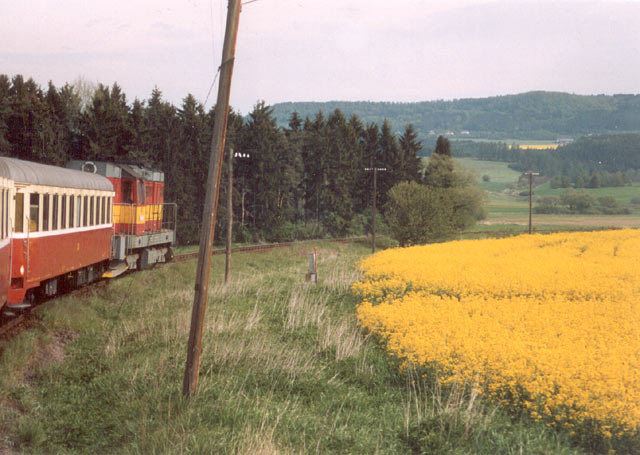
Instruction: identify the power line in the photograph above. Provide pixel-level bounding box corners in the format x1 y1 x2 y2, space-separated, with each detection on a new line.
209 0 217 73
204 67 221 108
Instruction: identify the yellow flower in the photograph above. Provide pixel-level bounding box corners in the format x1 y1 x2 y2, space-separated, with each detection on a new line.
355 230 640 438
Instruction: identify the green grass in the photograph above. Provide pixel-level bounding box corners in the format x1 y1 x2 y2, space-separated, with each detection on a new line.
535 181 640 205
0 241 592 454
451 157 640 220
454 158 521 192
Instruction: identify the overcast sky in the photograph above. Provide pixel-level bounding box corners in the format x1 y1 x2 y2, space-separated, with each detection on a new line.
2 0 640 114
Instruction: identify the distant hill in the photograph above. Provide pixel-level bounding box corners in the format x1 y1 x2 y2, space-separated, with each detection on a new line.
270 92 640 141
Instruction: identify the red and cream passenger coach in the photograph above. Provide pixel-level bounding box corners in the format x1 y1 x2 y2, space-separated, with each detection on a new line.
4 158 114 306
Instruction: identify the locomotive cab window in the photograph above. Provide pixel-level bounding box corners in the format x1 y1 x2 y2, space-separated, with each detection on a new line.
29 193 39 232
123 181 133 204
15 193 24 233
137 181 145 204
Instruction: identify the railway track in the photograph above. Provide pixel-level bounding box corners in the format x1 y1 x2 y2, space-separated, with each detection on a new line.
0 280 109 339
0 237 368 339
172 236 370 263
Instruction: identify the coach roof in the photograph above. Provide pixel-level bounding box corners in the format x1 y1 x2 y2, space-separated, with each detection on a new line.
0 157 114 192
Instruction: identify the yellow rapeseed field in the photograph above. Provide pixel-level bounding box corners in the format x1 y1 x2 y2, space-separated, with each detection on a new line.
510 143 559 150
354 230 640 439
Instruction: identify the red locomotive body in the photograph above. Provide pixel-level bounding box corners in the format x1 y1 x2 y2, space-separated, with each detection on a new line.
2 158 114 306
66 161 175 274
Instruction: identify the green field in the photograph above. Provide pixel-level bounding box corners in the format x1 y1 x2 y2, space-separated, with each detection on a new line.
534 181 640 205
452 158 640 224
1 240 585 454
454 157 522 192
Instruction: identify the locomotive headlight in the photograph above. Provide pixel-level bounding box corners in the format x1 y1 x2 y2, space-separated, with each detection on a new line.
20 265 24 275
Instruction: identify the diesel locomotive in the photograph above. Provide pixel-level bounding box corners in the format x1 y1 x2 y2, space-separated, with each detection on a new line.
0 157 176 318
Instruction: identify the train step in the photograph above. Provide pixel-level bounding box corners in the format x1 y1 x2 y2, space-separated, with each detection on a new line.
2 311 16 318
6 302 32 311
103 260 128 279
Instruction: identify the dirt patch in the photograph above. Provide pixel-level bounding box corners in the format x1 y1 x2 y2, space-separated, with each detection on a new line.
0 444 20 455
23 329 77 384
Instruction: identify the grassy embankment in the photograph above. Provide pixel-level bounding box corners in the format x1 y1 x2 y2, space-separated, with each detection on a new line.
0 239 582 454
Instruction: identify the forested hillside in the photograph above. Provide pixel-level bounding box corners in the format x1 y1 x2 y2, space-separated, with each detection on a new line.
272 92 640 140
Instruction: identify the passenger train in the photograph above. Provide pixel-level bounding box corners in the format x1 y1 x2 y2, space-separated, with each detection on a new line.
0 157 176 319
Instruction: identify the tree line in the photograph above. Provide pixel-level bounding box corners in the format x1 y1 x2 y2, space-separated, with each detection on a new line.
454 134 640 188
1 74 443 245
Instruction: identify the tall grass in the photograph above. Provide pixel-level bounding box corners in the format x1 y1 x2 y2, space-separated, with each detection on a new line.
0 240 584 454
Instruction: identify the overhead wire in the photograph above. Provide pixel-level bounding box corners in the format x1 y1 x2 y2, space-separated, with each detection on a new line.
205 0 256 108
204 0 223 109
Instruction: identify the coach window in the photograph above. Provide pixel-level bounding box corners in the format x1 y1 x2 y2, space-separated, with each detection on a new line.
29 193 39 232
89 196 94 226
1 190 4 239
69 195 74 228
100 196 105 224
1 189 4 239
15 193 24 233
52 195 59 230
61 195 67 229
108 197 112 223
76 196 81 228
83 196 88 227
4 190 11 237
43 194 50 231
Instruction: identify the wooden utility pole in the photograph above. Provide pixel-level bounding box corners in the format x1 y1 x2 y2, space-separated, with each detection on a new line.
372 167 377 254
525 171 539 234
225 148 233 284
365 167 387 253
183 0 241 398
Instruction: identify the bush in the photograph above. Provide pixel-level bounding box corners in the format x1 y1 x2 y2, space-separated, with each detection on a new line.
264 221 326 242
384 182 453 246
322 213 350 238
384 182 484 246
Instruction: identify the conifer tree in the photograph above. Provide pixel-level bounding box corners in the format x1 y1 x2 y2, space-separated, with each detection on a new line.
398 123 423 182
